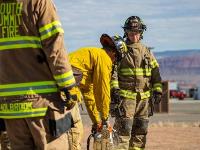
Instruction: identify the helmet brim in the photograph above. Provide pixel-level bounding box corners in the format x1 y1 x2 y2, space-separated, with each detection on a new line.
100 34 115 50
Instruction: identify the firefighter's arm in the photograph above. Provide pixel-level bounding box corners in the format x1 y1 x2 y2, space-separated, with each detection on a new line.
110 63 119 90
93 54 112 122
150 59 162 93
83 84 101 124
150 52 163 104
36 0 76 91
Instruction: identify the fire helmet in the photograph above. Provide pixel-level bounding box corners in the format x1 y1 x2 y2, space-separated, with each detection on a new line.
122 16 147 39
100 34 127 61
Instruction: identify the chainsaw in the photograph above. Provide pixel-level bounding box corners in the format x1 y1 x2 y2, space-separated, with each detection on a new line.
87 125 120 150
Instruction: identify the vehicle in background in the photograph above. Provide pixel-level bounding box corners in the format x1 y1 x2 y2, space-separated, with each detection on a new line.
170 90 186 100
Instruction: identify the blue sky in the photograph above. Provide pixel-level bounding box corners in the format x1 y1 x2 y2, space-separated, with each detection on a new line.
54 0 200 52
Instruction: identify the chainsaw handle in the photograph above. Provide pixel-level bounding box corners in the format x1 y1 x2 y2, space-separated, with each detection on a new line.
87 133 94 150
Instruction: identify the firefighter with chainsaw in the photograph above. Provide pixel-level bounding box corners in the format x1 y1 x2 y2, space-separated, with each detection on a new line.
110 16 163 150
69 34 127 150
0 0 82 149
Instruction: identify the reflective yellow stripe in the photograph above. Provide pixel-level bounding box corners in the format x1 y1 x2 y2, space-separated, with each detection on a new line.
54 70 76 88
140 91 151 99
153 83 163 92
0 108 47 119
120 90 137 99
120 68 151 76
54 70 73 80
120 90 151 100
110 80 119 89
0 36 41 51
129 147 144 150
0 81 56 88
39 21 64 40
0 81 58 97
0 89 57 97
57 78 76 88
121 42 128 52
0 102 47 119
150 59 159 68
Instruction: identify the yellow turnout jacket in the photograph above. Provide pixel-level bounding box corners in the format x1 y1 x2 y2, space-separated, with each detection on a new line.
69 47 112 123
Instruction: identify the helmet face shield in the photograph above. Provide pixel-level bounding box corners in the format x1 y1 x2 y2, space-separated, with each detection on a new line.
100 34 127 61
111 35 127 59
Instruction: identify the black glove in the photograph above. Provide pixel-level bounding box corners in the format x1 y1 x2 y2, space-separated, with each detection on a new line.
91 124 97 133
91 123 101 134
61 87 71 99
91 118 109 133
110 89 125 117
111 88 121 104
102 119 109 127
61 87 77 109
153 91 162 104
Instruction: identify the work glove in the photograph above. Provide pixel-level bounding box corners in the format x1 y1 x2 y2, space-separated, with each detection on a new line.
110 88 125 117
102 119 109 127
153 91 162 104
61 86 82 109
91 122 102 134
91 118 111 133
111 88 121 104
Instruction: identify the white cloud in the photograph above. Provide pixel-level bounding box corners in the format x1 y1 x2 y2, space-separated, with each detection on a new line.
54 0 200 52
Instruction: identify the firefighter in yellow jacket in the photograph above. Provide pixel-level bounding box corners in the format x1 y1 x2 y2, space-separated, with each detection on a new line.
69 34 127 134
0 0 81 149
111 16 163 150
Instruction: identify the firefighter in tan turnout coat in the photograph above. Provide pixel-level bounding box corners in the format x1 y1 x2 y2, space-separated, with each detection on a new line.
111 16 163 150
0 0 82 149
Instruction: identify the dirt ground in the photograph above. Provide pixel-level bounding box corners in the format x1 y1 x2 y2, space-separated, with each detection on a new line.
81 99 200 150
146 123 200 150
81 122 200 150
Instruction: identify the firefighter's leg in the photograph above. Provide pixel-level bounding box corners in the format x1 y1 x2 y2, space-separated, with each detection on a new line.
129 99 149 149
67 103 83 150
5 118 40 150
5 112 70 149
0 131 11 150
129 147 144 150
113 118 133 150
0 119 11 150
113 99 136 150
